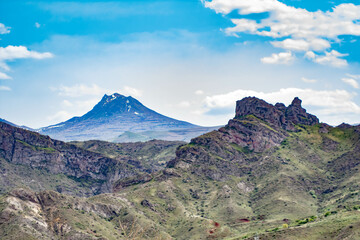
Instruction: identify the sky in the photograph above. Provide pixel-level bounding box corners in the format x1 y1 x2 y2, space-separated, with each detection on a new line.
1 0 360 128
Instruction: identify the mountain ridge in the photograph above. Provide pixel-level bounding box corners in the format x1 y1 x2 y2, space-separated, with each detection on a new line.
39 93 217 142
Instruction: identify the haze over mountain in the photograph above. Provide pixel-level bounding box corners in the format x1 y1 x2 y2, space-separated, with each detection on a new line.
0 118 33 131
0 118 17 127
39 93 217 142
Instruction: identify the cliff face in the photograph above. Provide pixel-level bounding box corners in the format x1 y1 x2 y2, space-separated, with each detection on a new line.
235 97 319 131
0 122 135 195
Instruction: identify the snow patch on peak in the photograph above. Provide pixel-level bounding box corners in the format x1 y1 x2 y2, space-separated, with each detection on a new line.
45 124 65 130
103 94 118 105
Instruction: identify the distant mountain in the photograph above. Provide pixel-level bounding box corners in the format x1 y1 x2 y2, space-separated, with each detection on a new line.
39 93 208 142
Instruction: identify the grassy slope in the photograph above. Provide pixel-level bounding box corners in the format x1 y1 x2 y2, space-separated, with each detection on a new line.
109 123 360 239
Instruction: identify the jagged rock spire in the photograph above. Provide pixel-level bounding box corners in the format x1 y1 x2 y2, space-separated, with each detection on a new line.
235 97 319 131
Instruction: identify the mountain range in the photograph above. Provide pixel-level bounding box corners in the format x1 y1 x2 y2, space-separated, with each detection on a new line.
38 93 218 142
1 96 360 239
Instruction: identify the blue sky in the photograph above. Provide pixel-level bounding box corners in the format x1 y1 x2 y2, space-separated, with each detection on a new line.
1 0 360 128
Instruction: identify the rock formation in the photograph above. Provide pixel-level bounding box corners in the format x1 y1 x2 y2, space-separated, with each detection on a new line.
235 97 319 131
169 97 321 179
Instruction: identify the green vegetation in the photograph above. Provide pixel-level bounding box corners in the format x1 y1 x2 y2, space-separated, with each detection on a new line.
16 139 56 153
72 139 183 172
2 116 360 239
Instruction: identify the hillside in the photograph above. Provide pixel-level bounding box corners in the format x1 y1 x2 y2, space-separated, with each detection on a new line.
1 97 360 239
0 122 181 197
71 139 185 173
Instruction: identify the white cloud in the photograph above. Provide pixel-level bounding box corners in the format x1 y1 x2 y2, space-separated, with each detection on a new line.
346 73 360 79
301 77 317 83
47 110 72 122
204 1 360 39
178 101 191 108
305 51 316 60
203 0 284 15
62 100 73 107
195 90 204 95
304 50 348 67
0 23 10 34
52 83 143 99
74 99 100 109
261 52 294 65
121 86 142 97
0 30 53 81
0 86 11 91
313 50 348 68
271 39 330 52
204 0 360 66
0 46 54 74
48 98 101 122
53 84 105 97
0 62 10 71
225 19 260 36
0 72 12 80
0 45 54 61
204 88 360 117
342 78 359 89
35 22 41 28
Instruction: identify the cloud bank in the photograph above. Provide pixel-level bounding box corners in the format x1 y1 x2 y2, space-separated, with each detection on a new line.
204 0 360 67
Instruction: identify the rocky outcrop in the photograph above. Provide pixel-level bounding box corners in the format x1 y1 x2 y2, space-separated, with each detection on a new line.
169 97 320 179
285 97 319 128
235 97 319 131
235 97 286 129
1 188 125 240
113 173 153 191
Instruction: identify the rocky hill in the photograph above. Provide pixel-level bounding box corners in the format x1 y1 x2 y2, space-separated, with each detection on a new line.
39 93 215 142
117 97 360 239
1 97 360 239
0 122 182 197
